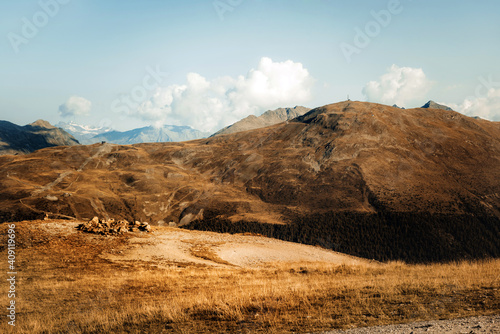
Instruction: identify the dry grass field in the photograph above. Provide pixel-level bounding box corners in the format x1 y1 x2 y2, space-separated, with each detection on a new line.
0 220 499 333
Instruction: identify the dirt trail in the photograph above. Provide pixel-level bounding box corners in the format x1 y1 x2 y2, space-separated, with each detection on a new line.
31 171 74 196
31 143 113 196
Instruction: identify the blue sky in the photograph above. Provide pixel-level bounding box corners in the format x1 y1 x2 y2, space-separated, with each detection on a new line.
1 0 499 132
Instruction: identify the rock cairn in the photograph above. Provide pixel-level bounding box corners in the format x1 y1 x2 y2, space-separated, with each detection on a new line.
78 217 151 235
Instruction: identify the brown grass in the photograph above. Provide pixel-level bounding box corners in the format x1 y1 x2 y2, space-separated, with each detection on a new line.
0 223 499 333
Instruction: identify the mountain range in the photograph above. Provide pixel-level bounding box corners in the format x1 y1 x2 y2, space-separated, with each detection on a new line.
0 119 79 155
0 102 457 155
421 100 454 111
1 100 498 263
60 106 312 144
56 121 114 144
1 106 309 154
90 125 210 145
58 122 210 145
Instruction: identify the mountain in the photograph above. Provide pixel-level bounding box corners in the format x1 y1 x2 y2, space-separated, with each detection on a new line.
211 106 311 136
56 121 113 145
58 122 209 145
90 125 210 144
1 101 499 263
0 119 79 155
421 100 453 111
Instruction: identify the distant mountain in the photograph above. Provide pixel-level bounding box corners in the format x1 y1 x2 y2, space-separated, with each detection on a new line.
0 119 79 155
58 122 209 144
421 100 453 111
211 106 311 136
91 125 210 145
57 121 113 145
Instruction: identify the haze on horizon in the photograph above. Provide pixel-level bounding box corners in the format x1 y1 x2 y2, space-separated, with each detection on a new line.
1 0 499 132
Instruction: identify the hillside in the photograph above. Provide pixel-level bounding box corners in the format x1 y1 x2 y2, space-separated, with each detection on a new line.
211 106 311 136
0 101 499 262
0 119 79 155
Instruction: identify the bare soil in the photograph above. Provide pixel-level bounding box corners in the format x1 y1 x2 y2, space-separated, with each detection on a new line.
316 314 500 333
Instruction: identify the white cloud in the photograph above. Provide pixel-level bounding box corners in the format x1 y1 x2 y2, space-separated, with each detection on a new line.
59 96 92 118
362 65 432 107
450 88 500 121
130 57 314 132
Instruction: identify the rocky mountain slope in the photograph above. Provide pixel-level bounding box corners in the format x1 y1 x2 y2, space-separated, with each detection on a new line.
1 101 499 262
0 119 79 155
211 106 311 136
421 100 453 111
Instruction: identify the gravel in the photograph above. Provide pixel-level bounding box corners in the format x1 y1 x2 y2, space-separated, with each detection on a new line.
312 315 500 334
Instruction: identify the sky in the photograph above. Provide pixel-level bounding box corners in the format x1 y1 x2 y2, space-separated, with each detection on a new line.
1 0 499 132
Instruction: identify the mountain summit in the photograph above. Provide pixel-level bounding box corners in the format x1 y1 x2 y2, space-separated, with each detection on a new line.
0 119 79 155
211 106 311 136
58 122 209 144
56 121 113 144
421 100 453 111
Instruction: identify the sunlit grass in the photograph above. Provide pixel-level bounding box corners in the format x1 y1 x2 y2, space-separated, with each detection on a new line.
0 222 499 333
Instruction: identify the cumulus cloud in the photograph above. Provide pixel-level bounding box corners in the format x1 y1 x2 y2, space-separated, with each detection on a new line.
450 88 500 121
59 96 92 118
130 57 314 132
362 65 432 107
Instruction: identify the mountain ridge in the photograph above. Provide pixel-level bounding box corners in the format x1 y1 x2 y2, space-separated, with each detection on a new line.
211 106 311 136
1 101 499 262
91 125 210 144
58 122 210 145
0 119 79 155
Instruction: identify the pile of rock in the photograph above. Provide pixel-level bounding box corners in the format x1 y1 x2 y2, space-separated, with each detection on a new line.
78 217 151 235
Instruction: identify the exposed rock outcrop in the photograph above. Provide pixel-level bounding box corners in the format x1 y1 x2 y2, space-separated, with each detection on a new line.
78 217 151 235
211 106 311 136
421 100 453 111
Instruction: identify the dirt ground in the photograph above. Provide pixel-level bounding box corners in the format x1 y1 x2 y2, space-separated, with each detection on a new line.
28 219 369 268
